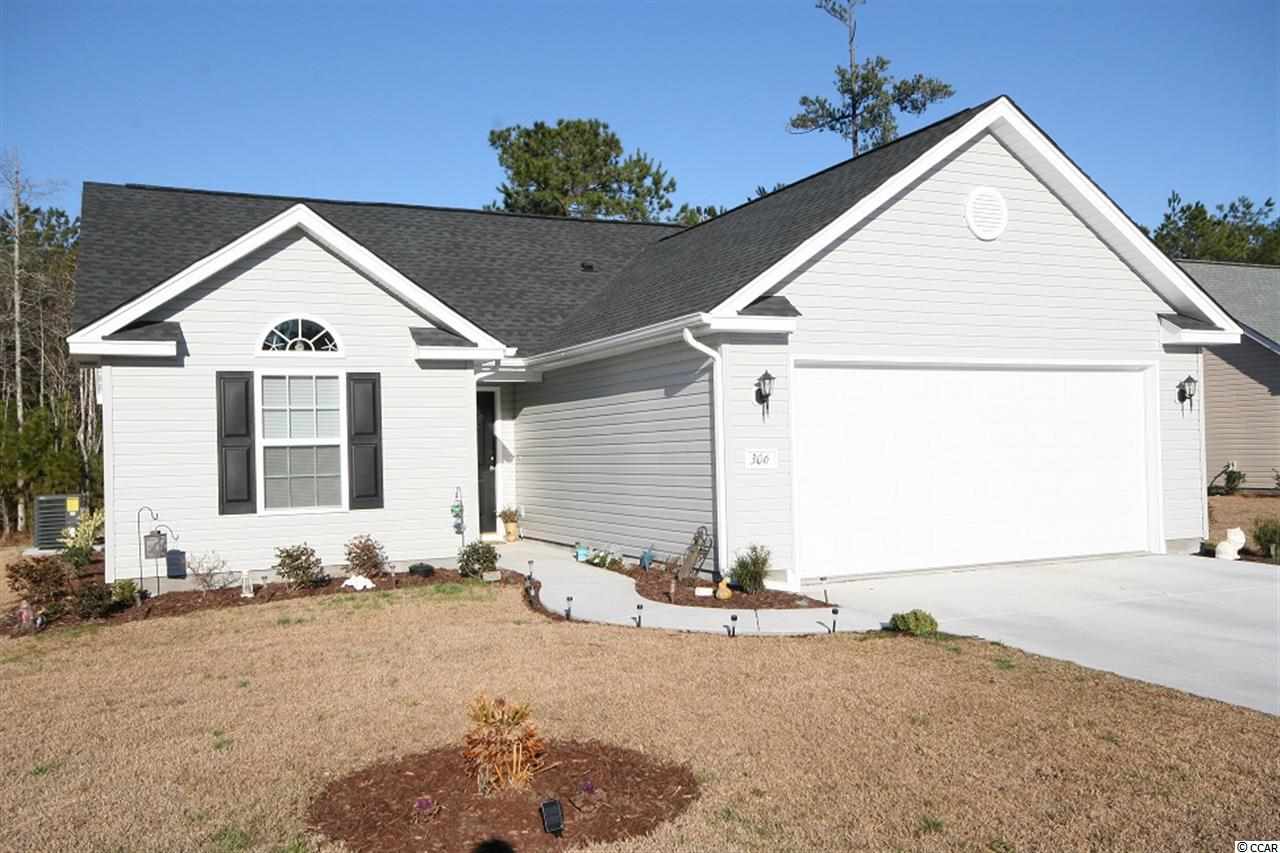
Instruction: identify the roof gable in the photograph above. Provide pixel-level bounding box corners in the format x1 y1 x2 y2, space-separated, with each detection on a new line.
72 184 677 354
548 102 990 349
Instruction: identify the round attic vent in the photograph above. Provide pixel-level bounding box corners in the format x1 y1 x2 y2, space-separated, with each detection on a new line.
964 186 1008 240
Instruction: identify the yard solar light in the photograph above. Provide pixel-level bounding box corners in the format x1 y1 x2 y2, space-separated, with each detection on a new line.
729 613 738 638
565 595 573 621
539 799 565 835
635 603 643 628
832 607 839 633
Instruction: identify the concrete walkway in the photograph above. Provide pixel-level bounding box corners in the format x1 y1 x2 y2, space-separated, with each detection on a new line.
498 540 853 636
498 541 1280 715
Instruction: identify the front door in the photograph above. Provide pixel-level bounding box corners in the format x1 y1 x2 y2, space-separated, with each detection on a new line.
476 391 497 535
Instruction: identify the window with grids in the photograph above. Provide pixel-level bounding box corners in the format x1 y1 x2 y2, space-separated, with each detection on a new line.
261 375 342 508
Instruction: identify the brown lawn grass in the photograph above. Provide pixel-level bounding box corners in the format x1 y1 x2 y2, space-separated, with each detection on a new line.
1 585 1276 853
1209 493 1280 551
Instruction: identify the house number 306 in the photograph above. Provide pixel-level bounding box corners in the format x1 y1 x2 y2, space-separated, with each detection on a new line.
745 449 777 470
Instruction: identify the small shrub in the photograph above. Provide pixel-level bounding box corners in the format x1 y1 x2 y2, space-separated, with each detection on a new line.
7 556 72 607
60 508 104 569
457 541 499 578
1208 463 1247 496
408 562 435 577
731 545 771 593
61 545 94 571
273 543 327 590
463 694 545 794
110 579 138 605
889 609 939 636
344 534 388 578
498 506 520 523
605 556 625 572
1252 516 1280 558
188 551 229 597
76 582 116 619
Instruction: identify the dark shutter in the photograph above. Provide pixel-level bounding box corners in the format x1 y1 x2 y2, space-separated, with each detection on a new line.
216 371 255 514
347 372 383 509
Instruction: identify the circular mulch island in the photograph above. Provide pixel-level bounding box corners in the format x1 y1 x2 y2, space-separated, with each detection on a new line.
309 740 699 852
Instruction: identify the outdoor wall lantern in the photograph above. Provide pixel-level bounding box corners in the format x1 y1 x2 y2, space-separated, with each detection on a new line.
1177 375 1198 410
755 370 776 417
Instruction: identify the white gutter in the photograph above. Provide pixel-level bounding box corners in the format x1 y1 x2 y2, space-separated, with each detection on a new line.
681 328 730 575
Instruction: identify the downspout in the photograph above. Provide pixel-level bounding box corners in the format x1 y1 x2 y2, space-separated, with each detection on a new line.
681 328 729 574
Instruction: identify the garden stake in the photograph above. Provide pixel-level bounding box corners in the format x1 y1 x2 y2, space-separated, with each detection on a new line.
565 595 573 621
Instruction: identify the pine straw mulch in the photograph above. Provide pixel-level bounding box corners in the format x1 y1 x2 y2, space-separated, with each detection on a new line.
309 739 699 852
605 562 829 609
1208 493 1280 552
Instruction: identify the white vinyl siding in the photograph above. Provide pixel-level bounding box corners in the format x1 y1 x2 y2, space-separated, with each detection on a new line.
1160 346 1209 539
513 340 715 563
778 131 1205 544
719 334 793 582
1204 337 1280 488
101 229 478 579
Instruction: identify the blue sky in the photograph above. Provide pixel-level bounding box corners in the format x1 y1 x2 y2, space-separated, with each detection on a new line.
2 0 1276 228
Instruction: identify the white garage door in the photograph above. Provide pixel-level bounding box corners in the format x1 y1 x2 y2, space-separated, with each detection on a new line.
793 364 1152 579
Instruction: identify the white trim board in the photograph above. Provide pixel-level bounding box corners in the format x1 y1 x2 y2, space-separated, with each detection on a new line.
711 97 1242 341
68 204 505 356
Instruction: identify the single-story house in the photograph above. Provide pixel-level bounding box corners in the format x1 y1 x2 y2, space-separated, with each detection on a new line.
1178 260 1279 490
68 96 1242 589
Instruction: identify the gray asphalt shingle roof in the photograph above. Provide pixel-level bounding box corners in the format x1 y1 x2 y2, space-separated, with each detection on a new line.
74 185 678 354
1177 260 1280 348
75 99 993 355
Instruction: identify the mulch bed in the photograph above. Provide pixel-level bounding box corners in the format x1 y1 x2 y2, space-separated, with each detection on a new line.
1194 544 1278 566
604 562 829 609
308 739 699 852
3 564 524 637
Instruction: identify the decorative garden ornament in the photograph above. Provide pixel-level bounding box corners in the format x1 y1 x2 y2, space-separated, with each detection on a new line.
1215 528 1246 560
15 600 34 633
715 579 733 600
342 575 376 591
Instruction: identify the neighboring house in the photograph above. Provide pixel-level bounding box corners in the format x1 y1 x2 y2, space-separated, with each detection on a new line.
1178 260 1280 491
68 96 1241 589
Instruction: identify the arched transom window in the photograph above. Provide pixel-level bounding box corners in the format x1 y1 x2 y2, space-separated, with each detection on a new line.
262 318 339 352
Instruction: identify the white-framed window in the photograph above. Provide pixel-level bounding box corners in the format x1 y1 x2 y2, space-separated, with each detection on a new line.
262 318 339 352
260 374 343 509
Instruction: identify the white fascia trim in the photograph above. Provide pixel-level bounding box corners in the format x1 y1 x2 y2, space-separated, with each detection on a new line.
415 346 507 361
523 312 795 372
713 100 1010 315
68 339 176 357
700 314 798 333
67 203 505 352
712 97 1243 340
1158 316 1241 347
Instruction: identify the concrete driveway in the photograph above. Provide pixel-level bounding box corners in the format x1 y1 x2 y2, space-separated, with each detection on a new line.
823 554 1280 715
